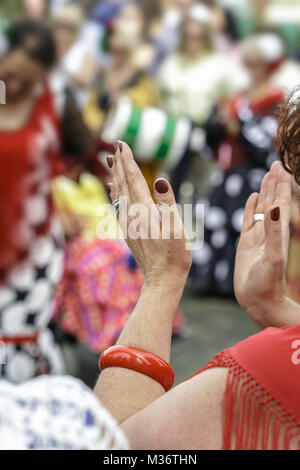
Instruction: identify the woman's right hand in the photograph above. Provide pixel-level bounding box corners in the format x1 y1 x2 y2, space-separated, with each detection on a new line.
234 161 300 329
106 142 192 289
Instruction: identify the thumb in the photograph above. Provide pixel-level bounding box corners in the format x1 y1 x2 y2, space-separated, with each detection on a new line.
264 206 285 267
153 179 184 239
153 179 177 207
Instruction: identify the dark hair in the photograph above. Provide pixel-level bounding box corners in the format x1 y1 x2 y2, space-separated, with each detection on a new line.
278 88 300 185
8 18 56 69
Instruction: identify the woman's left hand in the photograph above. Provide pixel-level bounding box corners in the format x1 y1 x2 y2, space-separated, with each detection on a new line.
234 161 294 329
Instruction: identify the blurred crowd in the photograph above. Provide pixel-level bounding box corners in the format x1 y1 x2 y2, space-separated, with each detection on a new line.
1 0 300 386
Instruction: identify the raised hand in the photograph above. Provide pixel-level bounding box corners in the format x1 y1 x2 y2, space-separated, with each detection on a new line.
234 161 296 329
106 141 192 288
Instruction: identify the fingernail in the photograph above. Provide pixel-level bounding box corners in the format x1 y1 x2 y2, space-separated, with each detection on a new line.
271 207 280 222
155 179 169 194
114 141 118 153
107 156 114 169
119 141 123 153
106 185 112 196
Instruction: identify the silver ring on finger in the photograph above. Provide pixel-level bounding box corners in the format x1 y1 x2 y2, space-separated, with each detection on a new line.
113 199 121 214
253 213 264 223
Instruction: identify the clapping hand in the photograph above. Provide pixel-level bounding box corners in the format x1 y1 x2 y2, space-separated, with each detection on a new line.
234 161 293 329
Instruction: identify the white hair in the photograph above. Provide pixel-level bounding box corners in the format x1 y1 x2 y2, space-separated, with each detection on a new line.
188 4 213 25
243 33 285 63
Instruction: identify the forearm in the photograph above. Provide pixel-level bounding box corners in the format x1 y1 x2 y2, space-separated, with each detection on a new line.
247 296 300 330
94 276 186 424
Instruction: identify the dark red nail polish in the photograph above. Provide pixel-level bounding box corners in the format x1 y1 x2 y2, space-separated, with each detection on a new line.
271 207 280 222
114 141 118 153
155 180 169 194
107 156 114 169
118 142 123 153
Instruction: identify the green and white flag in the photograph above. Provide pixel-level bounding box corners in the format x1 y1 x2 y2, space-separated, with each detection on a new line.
102 98 191 171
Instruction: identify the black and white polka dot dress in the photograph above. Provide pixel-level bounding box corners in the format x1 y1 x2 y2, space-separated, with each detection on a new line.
0 219 65 383
191 167 267 296
191 90 282 296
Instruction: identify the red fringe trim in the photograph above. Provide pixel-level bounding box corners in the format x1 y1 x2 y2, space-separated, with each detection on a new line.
206 350 300 450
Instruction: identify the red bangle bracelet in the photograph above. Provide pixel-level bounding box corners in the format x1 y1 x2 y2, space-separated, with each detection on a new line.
99 346 175 392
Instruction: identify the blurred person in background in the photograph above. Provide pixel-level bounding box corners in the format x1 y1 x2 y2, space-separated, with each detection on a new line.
84 29 160 136
84 4 161 188
156 4 243 198
228 0 300 55
22 0 49 19
154 0 239 63
191 32 286 296
264 28 300 94
157 4 242 128
0 18 105 384
154 0 202 63
200 0 239 51
115 0 162 71
100 29 159 109
51 3 99 109
138 0 239 70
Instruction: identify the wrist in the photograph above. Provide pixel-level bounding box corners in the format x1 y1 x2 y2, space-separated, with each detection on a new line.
144 271 187 294
246 295 288 330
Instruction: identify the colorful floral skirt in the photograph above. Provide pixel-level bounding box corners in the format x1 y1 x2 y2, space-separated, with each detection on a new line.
53 238 184 353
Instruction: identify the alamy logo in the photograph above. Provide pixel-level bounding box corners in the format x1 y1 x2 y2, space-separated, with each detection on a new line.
96 199 205 251
291 340 300 365
0 80 6 104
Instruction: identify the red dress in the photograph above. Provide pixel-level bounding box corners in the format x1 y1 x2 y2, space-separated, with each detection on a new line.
0 83 62 280
191 324 300 450
0 83 65 383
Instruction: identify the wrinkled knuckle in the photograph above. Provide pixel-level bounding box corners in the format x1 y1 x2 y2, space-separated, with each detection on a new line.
161 195 175 207
271 224 282 237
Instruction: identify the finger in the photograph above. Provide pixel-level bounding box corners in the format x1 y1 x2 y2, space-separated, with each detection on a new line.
241 192 259 234
153 179 176 207
274 163 292 210
270 160 280 178
106 183 115 202
106 155 118 198
256 172 270 214
264 206 286 269
153 179 184 238
274 164 292 259
118 141 152 202
114 141 127 198
264 175 277 214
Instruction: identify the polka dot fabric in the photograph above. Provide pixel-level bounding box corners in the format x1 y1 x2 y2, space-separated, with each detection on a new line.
191 167 266 296
191 89 282 296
